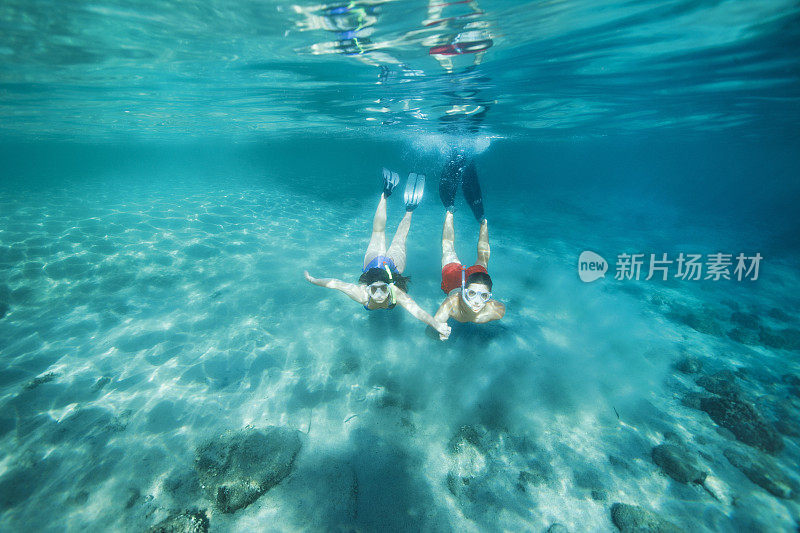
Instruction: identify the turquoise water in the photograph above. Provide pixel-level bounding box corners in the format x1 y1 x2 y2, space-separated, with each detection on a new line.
1 1 799 532
2 0 799 140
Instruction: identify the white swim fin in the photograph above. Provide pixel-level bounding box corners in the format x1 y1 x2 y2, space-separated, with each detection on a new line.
404 172 425 211
382 167 400 197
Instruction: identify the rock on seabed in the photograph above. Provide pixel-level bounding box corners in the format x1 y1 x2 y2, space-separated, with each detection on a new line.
148 509 209 533
610 503 684 533
696 371 739 398
699 395 783 454
675 356 702 374
651 444 707 484
724 448 797 499
194 426 302 513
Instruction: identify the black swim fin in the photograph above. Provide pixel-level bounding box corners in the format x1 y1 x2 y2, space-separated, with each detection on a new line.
461 160 484 221
439 154 464 210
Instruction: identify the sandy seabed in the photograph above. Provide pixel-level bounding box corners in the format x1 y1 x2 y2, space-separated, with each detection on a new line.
0 177 798 532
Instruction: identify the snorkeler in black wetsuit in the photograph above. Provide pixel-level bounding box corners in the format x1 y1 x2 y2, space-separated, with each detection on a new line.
438 150 485 222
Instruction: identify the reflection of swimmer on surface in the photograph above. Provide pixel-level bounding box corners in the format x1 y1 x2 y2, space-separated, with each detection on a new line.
432 151 504 335
422 0 493 73
419 0 495 131
294 1 404 67
304 169 452 339
438 85 492 134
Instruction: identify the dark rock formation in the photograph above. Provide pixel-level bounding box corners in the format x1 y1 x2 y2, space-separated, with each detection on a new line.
517 461 554 489
674 356 702 374
610 503 684 532
0 301 8 320
651 444 707 484
699 395 783 454
680 392 703 410
649 293 669 307
774 418 800 437
666 305 724 337
696 371 739 398
759 327 800 351
779 329 800 350
148 509 209 533
124 488 140 509
608 455 631 472
724 448 797 499
727 327 759 345
446 425 491 503
23 372 57 391
548 524 569 533
574 469 607 501
772 400 800 436
446 425 548 525
448 424 487 453
782 374 800 397
730 311 761 329
767 307 790 321
194 426 302 513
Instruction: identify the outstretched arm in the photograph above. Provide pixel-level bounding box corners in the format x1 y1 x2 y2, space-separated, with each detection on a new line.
433 298 455 340
394 290 451 340
433 297 453 324
304 271 366 305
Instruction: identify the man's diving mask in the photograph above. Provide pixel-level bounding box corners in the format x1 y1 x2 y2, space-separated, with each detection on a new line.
461 267 491 307
464 287 492 303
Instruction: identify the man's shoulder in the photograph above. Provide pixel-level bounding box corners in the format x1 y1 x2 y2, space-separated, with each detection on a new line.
479 300 505 321
489 299 505 312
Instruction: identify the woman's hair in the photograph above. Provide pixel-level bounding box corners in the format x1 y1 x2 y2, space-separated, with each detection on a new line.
358 267 410 293
466 271 492 291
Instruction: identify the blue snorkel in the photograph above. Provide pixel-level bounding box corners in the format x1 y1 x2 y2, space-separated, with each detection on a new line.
460 266 468 305
460 267 489 309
